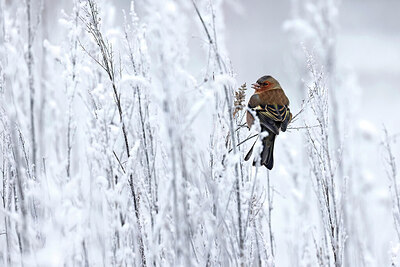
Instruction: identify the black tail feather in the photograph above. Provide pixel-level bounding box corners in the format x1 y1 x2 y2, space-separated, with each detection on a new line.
261 133 276 170
249 131 276 169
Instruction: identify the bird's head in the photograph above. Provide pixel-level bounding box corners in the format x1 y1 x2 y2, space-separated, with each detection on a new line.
251 75 281 92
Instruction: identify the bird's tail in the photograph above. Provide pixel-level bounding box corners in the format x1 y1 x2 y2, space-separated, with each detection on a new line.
261 132 276 170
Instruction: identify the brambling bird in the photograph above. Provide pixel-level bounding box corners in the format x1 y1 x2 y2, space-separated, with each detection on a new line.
245 75 292 170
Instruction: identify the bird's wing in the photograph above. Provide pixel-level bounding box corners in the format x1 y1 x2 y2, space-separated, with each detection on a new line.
252 105 280 134
252 104 291 134
248 95 292 133
280 106 292 132
263 104 291 122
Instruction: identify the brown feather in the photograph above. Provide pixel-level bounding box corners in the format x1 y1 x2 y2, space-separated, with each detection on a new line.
257 89 289 106
246 111 255 128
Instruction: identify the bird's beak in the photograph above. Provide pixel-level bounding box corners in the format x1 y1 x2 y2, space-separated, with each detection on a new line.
251 83 260 90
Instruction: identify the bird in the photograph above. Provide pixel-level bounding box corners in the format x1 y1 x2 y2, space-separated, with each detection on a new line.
245 75 292 170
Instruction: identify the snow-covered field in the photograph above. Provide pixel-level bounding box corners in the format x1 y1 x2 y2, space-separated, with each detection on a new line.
0 0 399 266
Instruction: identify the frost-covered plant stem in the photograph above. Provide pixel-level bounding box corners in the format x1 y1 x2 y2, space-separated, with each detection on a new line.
82 1 146 265
383 128 400 241
0 0 3 91
192 1 244 261
124 16 156 225
227 84 244 261
9 125 30 262
305 55 345 267
66 2 80 178
0 126 12 266
26 0 37 177
266 171 275 259
191 0 225 72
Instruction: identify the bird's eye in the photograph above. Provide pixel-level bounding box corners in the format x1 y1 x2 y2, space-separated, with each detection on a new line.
264 82 269 86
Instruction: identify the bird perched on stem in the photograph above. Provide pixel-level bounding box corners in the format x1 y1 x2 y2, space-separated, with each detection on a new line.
245 75 292 170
